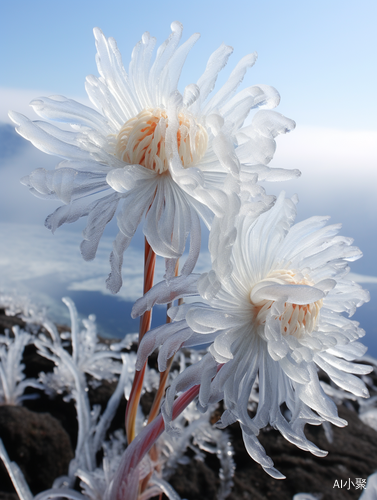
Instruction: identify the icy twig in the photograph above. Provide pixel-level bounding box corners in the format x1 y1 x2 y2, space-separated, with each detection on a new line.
0 326 43 405
0 438 33 500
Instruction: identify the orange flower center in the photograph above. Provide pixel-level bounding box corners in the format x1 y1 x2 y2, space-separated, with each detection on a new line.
115 108 208 174
251 269 323 339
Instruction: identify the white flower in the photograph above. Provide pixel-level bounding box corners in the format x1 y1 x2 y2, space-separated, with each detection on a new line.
10 22 298 292
137 192 371 478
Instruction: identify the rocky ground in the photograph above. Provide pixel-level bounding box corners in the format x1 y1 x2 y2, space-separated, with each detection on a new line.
0 307 376 500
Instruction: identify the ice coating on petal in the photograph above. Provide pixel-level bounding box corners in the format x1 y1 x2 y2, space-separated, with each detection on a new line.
191 43 234 113
107 165 156 193
131 274 200 318
30 96 114 135
241 425 285 479
250 283 324 305
203 52 258 114
10 112 91 161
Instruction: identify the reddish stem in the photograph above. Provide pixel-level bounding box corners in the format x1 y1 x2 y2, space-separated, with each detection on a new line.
108 384 201 500
125 238 156 443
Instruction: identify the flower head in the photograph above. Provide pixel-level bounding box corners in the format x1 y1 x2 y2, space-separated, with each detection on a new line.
136 192 371 478
11 22 298 292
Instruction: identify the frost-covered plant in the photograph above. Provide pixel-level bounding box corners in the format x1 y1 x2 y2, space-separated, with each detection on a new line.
0 438 33 500
160 401 235 500
0 291 60 343
33 297 137 484
0 325 42 405
0 304 236 500
37 298 122 394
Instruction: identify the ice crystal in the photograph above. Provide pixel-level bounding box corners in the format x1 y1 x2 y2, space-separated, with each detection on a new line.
0 325 42 405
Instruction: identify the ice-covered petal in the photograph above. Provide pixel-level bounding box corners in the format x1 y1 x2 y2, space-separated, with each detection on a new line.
132 274 200 318
30 95 114 134
251 283 324 305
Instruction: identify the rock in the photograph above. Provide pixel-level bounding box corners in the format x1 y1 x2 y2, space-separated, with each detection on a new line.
0 406 74 495
0 308 27 330
0 493 19 500
169 459 220 500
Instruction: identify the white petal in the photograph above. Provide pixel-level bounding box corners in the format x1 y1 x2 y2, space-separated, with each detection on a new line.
131 274 200 318
186 306 240 334
148 21 183 104
30 95 113 134
106 165 156 193
9 112 91 161
93 27 139 120
251 283 324 305
158 31 200 103
279 356 310 384
191 43 233 113
295 364 347 426
314 353 370 398
80 194 120 260
203 52 258 114
135 320 187 370
241 425 285 479
183 83 200 108
158 328 194 371
128 31 157 109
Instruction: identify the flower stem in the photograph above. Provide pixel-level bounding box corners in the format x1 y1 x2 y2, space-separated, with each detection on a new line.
139 238 156 343
147 357 174 424
107 384 201 500
146 259 179 425
125 238 156 444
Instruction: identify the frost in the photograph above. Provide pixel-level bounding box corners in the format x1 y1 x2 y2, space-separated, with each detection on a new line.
33 297 128 482
0 291 60 342
36 297 122 402
0 294 235 500
0 438 33 500
0 325 42 405
160 401 235 499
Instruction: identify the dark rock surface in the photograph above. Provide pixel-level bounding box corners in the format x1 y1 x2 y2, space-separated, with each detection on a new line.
0 405 74 495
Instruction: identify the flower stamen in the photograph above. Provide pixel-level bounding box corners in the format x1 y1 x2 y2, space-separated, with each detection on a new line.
116 108 208 174
251 269 323 339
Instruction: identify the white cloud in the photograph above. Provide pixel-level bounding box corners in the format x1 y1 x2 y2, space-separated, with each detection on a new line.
0 222 126 286
275 125 377 175
348 273 377 284
268 125 377 197
263 125 377 279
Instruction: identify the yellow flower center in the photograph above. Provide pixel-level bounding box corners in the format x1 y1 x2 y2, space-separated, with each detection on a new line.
251 269 323 339
115 108 208 174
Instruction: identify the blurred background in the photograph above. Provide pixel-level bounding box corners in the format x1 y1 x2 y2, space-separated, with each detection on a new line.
1 0 376 354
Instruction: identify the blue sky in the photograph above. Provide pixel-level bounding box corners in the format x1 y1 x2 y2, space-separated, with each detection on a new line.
1 0 377 353
1 0 377 129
